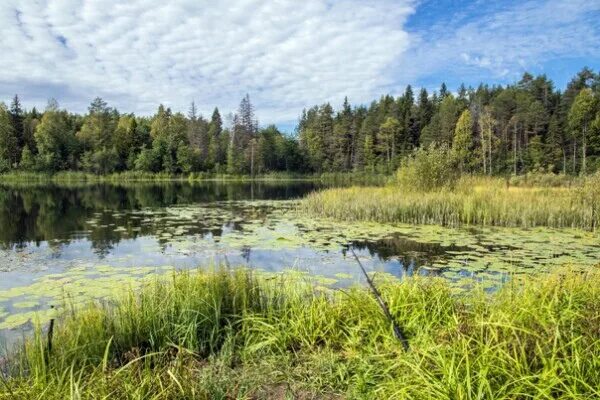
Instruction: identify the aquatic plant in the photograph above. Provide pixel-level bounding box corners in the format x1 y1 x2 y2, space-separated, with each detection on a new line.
1 267 599 399
302 174 600 230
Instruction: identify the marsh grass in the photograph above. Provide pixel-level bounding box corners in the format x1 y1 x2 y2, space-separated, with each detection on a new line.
1 268 599 399
0 171 389 186
301 174 600 230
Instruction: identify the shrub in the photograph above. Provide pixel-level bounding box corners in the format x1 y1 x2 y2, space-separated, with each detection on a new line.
396 144 459 191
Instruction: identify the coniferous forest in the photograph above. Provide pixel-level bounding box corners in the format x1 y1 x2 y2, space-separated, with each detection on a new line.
1 67 600 176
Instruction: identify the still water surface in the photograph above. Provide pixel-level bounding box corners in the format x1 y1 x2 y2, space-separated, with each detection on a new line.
1 181 598 343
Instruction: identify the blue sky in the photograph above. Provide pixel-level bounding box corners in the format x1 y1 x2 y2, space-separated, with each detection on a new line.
403 0 600 92
1 0 599 132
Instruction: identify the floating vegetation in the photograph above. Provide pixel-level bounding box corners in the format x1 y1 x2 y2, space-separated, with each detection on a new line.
0 265 174 330
1 198 600 333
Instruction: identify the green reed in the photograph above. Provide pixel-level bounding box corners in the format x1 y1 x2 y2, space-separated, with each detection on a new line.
1 267 599 399
301 174 600 230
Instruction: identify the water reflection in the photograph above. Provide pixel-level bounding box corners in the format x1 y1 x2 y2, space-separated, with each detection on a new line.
0 181 324 251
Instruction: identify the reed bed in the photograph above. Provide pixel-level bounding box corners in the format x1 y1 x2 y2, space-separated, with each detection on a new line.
1 268 599 399
301 175 600 230
0 171 389 185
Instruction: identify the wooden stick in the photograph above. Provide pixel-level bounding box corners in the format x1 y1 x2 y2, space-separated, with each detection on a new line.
47 306 55 357
350 248 409 351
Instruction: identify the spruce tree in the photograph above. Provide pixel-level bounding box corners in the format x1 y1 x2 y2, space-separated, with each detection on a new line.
0 103 17 170
10 95 24 158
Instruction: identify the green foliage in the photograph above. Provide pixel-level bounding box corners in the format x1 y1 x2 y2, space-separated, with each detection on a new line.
18 146 36 170
569 88 597 174
176 143 200 173
81 148 119 174
378 116 400 169
420 95 462 147
396 144 459 190
451 109 474 172
134 146 160 172
33 100 75 172
77 97 115 151
226 140 239 174
2 268 599 398
0 103 18 169
0 157 10 173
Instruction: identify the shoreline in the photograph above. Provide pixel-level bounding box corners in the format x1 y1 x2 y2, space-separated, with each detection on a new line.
1 267 598 398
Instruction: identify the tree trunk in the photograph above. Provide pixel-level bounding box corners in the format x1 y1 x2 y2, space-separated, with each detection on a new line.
582 125 587 175
573 140 577 175
513 125 517 175
250 140 255 177
488 126 492 175
481 128 486 175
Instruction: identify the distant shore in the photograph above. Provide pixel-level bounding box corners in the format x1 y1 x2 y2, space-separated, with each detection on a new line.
0 171 390 185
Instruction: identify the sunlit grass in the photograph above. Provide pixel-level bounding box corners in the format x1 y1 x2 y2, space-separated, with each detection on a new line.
301 174 600 230
0 170 389 185
1 267 599 399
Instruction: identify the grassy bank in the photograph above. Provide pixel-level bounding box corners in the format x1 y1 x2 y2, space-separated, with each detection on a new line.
0 171 389 185
301 175 600 230
1 268 599 399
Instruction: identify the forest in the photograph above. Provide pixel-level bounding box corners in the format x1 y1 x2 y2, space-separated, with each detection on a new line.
1 67 600 176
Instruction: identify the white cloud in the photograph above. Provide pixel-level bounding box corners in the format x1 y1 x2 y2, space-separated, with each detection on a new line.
0 0 415 123
397 0 600 87
2 0 598 125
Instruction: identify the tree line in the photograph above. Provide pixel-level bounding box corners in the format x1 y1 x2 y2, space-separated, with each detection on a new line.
0 94 304 175
299 67 600 175
1 67 600 176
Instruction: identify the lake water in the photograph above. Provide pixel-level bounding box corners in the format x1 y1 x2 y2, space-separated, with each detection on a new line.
1 181 599 345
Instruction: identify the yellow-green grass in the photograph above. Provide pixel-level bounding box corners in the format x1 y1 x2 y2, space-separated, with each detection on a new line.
0 171 389 185
301 176 600 229
1 267 599 399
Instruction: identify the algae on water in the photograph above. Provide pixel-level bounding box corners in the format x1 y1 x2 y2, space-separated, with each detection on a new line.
1 199 599 331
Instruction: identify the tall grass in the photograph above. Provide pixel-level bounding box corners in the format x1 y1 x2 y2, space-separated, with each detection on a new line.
301 174 600 230
1 268 599 399
0 171 389 187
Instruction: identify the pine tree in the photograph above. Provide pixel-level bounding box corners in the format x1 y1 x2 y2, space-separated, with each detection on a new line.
319 103 335 171
439 83 449 99
208 107 223 168
416 88 432 143
10 95 24 158
0 103 17 170
231 95 259 173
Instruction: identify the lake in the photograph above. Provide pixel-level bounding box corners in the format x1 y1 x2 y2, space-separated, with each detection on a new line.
1 181 599 345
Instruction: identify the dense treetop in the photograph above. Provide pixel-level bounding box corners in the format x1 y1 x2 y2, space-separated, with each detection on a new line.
1 67 600 175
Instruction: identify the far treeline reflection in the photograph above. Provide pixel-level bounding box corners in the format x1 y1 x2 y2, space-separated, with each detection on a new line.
0 181 324 250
